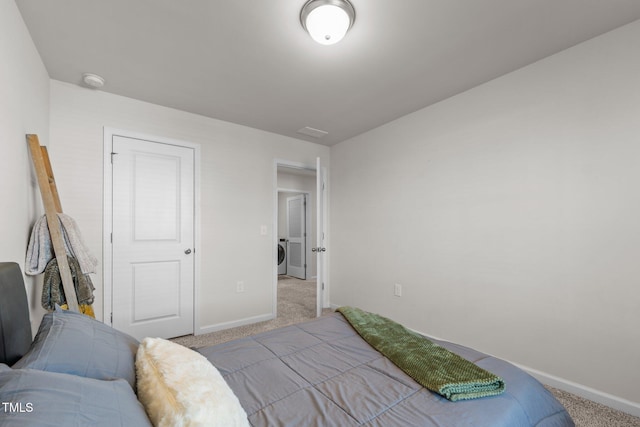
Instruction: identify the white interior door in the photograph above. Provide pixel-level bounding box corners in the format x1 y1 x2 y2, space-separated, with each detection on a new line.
286 194 306 279
111 135 194 340
315 157 326 317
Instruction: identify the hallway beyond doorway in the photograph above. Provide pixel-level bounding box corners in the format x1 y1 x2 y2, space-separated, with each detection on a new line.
277 275 316 321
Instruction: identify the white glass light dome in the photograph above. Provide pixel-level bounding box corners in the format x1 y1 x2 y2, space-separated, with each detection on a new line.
301 0 355 46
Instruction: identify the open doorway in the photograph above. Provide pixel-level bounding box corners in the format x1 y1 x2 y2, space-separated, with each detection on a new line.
276 166 317 319
278 192 311 280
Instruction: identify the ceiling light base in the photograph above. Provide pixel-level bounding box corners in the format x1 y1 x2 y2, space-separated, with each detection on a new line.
300 0 355 45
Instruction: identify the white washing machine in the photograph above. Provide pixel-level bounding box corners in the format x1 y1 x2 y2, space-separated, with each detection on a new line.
277 239 287 275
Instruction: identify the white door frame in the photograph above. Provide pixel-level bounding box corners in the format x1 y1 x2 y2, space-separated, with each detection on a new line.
103 127 201 330
315 157 328 318
273 158 328 318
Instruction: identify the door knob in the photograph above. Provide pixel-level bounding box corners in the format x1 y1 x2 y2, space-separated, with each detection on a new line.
184 248 192 254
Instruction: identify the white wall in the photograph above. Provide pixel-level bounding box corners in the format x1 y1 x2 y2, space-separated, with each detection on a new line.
330 20 640 412
0 0 50 333
48 80 329 332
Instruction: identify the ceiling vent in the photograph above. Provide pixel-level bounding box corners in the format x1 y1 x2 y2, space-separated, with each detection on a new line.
297 126 329 138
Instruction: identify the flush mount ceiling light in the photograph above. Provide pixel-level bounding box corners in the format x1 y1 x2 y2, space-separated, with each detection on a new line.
300 0 355 46
82 73 105 89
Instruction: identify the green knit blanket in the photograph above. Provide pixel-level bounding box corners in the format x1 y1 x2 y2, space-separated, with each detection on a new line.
337 306 505 401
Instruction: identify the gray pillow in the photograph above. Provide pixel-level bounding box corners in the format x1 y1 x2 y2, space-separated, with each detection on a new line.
12 306 139 389
0 364 152 426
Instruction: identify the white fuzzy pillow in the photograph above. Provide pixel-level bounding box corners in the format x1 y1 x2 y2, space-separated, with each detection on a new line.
136 337 250 427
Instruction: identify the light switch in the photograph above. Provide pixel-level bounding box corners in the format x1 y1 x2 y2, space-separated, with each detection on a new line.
394 283 402 297
260 225 268 235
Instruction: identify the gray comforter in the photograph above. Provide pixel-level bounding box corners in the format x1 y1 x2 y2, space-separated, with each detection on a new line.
198 312 574 427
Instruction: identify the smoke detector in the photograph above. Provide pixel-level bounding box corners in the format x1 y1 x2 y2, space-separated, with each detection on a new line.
82 73 105 89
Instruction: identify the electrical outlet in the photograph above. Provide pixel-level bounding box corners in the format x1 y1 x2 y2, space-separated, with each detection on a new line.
236 281 245 293
394 283 402 297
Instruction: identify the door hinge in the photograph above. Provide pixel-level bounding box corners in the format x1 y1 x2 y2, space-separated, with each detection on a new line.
322 282 325 290
110 152 118 163
110 232 113 243
110 312 113 324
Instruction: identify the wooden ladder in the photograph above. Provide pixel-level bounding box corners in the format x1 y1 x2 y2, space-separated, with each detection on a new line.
27 134 79 312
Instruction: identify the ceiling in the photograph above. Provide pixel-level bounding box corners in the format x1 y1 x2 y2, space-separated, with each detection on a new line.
16 1 640 146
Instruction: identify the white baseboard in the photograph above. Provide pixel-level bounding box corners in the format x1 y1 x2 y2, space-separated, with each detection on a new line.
514 363 640 418
196 313 274 336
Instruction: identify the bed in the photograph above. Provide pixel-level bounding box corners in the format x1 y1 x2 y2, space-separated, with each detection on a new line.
0 262 574 426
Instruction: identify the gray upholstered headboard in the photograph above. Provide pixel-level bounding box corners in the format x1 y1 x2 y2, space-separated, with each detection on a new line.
0 262 32 365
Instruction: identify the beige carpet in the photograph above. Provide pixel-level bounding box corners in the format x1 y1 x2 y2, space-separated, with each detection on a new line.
548 386 640 426
172 277 640 426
